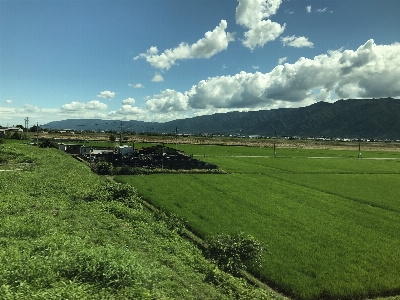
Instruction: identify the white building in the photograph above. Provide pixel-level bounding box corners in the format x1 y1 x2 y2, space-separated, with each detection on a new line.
117 145 134 156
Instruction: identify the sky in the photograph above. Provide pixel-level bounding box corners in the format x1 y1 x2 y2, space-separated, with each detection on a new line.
1 0 400 127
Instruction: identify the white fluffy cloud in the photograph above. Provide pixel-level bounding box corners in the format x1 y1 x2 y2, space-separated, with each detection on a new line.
152 72 164 82
306 5 311 13
61 100 107 111
236 0 285 50
130 83 144 88
281 36 314 48
5 100 13 104
122 97 135 105
135 20 234 70
146 89 189 113
97 90 116 99
147 40 400 113
187 72 270 109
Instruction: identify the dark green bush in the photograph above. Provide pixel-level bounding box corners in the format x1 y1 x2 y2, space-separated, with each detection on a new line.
113 165 133 175
109 134 116 142
39 139 58 148
84 182 141 209
11 132 22 140
95 161 113 175
206 232 265 274
103 182 137 201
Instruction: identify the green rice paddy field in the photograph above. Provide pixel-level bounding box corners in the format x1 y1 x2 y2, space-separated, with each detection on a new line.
115 145 400 299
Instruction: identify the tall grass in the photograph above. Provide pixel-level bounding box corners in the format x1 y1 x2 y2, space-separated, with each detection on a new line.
0 143 280 299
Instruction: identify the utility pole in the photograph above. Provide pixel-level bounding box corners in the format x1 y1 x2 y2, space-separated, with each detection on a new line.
24 117 29 140
119 121 123 145
358 137 362 158
175 127 178 150
36 122 39 146
162 142 164 170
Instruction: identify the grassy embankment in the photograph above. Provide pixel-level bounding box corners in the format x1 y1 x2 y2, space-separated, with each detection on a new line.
0 141 283 299
116 145 400 299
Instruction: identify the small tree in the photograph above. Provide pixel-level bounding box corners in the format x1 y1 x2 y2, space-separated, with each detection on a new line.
95 161 113 175
11 132 22 140
109 134 116 143
206 232 265 274
29 125 41 132
39 138 59 148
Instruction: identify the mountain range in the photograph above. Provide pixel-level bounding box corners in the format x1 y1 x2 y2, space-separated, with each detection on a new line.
42 98 400 139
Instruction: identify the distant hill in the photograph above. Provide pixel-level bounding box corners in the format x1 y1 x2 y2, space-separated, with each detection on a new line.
42 98 400 139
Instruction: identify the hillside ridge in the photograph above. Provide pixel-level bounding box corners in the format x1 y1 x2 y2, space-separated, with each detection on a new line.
42 98 400 139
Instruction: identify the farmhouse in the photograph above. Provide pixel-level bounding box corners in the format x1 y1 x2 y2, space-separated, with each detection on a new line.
7 127 24 133
0 126 25 138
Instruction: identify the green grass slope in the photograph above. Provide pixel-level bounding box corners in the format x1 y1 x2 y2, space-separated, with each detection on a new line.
0 142 281 300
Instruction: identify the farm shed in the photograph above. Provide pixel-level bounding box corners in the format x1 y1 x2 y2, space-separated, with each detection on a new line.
117 145 134 156
6 127 24 132
59 143 83 154
80 146 93 156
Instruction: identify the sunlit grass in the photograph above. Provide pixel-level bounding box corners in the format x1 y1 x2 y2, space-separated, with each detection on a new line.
116 149 400 299
0 143 278 299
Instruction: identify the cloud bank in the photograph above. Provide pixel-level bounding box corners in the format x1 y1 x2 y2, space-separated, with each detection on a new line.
146 40 400 113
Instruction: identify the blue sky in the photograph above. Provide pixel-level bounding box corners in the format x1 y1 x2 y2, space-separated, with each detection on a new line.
1 0 399 127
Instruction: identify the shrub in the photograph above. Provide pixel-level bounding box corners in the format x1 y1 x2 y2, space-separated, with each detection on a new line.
109 134 116 142
205 232 265 274
39 139 58 148
95 162 113 175
113 165 134 175
11 132 22 139
84 182 141 209
103 182 137 202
